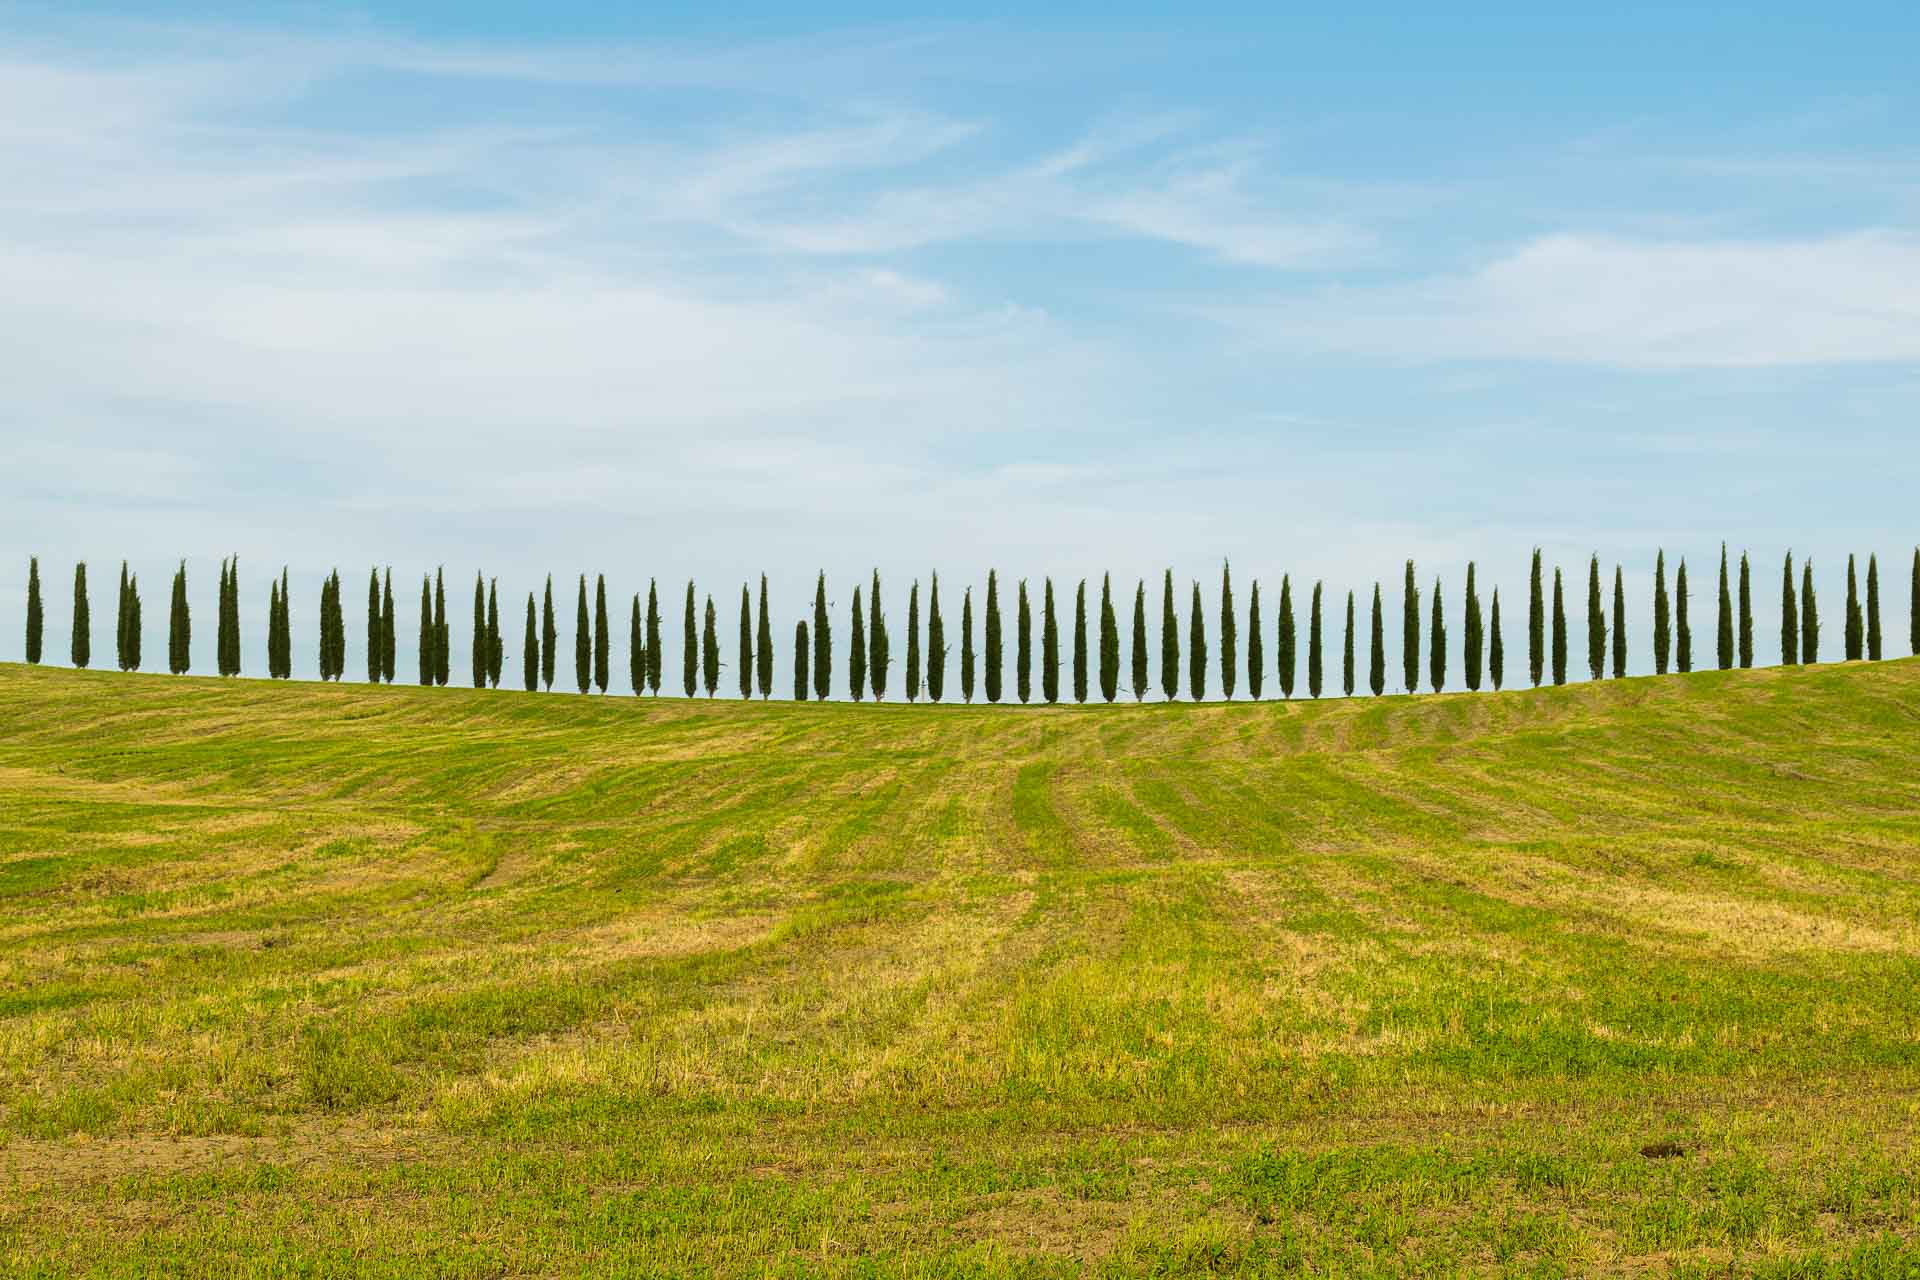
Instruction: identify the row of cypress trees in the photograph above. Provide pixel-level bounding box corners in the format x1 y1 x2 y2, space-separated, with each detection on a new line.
19 551 1920 699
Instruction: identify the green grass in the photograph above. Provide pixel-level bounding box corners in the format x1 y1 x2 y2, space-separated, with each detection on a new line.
2 660 1918 1276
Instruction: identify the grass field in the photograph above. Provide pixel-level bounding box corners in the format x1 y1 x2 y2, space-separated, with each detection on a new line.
2 660 1919 1277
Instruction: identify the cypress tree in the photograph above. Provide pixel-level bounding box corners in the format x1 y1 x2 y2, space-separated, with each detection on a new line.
381 569 396 684
116 561 131 671
1072 579 1088 704
928 574 946 703
368 569 382 682
905 580 921 702
576 575 592 695
330 569 347 679
215 558 232 676
961 586 975 703
1652 552 1670 675
25 556 43 665
1306 581 1323 699
1551 568 1568 686
523 596 538 692
1676 560 1692 673
1276 575 1296 699
229 557 243 677
267 577 280 677
1728 545 1743 671
1738 552 1754 669
1015 580 1031 705
869 571 889 701
282 570 295 677
594 575 610 694
1489 590 1504 691
419 575 433 685
1246 580 1264 701
126 575 141 672
1781 553 1800 665
812 572 831 701
1040 579 1059 704
984 571 1002 704
850 584 867 702
794 620 810 700
1189 580 1208 702
1219 562 1236 700
1611 565 1626 678
1912 549 1919 656
1802 560 1820 663
434 568 449 687
1342 590 1356 698
1369 583 1385 697
646 580 662 695
1160 569 1179 701
472 574 488 688
1528 548 1544 688
1402 561 1419 694
541 576 556 691
1428 576 1445 693
702 595 719 697
1122 581 1143 702
682 581 697 698
756 575 773 698
488 579 502 688
1463 563 1483 692
641 594 656 694
1099 575 1119 703
169 561 188 674
1867 554 1882 661
1586 554 1605 682
738 584 754 699
1845 555 1863 661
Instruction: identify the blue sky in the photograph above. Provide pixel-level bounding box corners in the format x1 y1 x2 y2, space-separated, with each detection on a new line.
3 3 1917 688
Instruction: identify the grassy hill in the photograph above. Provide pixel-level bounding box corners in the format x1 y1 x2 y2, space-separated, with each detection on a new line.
3 660 1919 1276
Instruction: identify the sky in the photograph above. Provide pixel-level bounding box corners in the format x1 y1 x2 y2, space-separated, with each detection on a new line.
3 2 1918 691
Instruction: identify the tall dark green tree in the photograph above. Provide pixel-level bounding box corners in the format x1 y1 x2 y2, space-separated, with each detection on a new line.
1674 560 1692 673
126 573 142 672
368 569 382 683
1844 555 1863 661
1781 553 1799 665
1189 581 1208 702
794 620 810 700
116 561 131 671
1586 554 1605 682
1219 562 1237 700
1912 549 1919 656
1130 581 1149 702
1246 580 1264 701
756 575 773 698
1801 560 1820 663
1428 577 1446 693
905 580 921 702
381 569 396 684
983 571 1001 704
1369 583 1385 697
1098 575 1119 703
472 574 488 688
25 556 43 665
1551 568 1568 686
593 575 610 694
869 571 889 701
1401 561 1419 694
1610 565 1626 678
738 584 753 699
1276 575 1296 699
541 576 557 691
1867 554 1882 661
328 569 347 680
927 574 946 703
1342 590 1356 698
169 561 188 674
576 575 592 694
646 580 662 695
1716 545 1734 671
217 557 238 677
433 568 449 687
269 573 285 679
849 584 867 702
1738 552 1754 669
1072 579 1088 704
1489 590 1504 691
702 595 719 698
1307 581 1324 699
523 596 538 692
630 594 645 695
1528 548 1544 688
419 575 433 685
682 581 697 698
1463 563 1483 692
1039 578 1059 704
1652 552 1671 675
960 585 975 703
487 579 502 688
815 574 837 699
1160 570 1179 701
1015 580 1032 705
